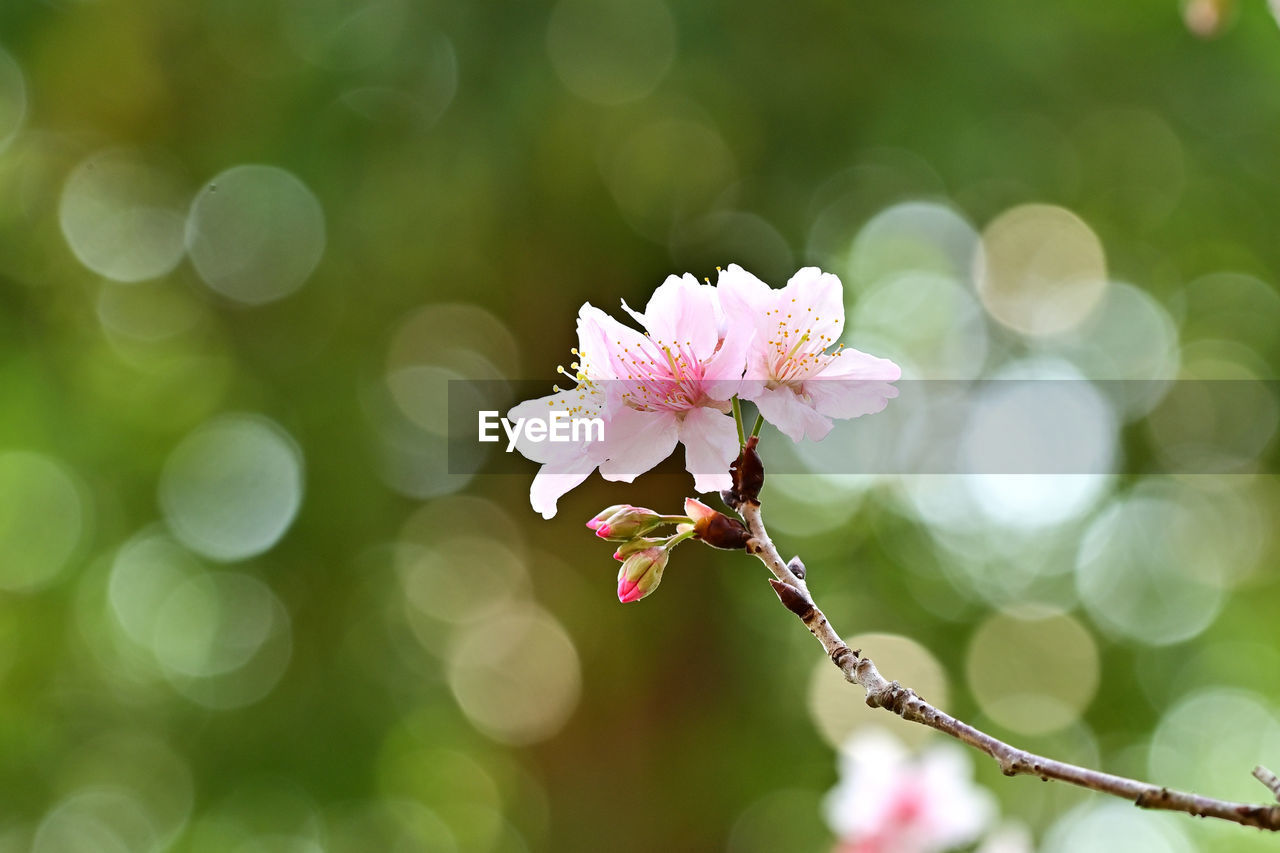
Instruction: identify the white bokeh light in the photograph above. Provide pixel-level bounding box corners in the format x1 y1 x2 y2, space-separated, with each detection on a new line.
976 204 1108 337
846 200 983 293
186 164 326 305
1149 688 1280 803
1042 801 1194 853
965 606 1099 736
849 271 989 379
960 360 1116 529
151 571 293 709
1076 481 1228 646
59 149 188 282
159 413 304 562
1035 281 1180 419
447 602 581 745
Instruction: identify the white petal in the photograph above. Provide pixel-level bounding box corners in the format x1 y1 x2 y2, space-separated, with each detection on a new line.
805 377 899 421
598 407 679 483
678 406 739 492
755 386 833 442
529 453 598 519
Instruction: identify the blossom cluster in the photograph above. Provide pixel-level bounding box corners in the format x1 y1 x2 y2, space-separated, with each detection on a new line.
508 265 901 518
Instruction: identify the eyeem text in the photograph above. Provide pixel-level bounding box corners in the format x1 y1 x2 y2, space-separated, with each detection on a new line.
478 410 605 452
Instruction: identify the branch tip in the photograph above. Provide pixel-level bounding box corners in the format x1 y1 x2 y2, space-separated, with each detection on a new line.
1254 766 1280 803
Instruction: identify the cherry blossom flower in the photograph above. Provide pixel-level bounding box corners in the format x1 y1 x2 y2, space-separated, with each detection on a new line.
719 264 901 442
590 273 751 491
510 274 751 518
824 728 996 853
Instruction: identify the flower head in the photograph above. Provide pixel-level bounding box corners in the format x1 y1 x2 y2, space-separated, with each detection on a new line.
824 728 996 853
509 273 752 517
585 273 751 493
719 264 900 442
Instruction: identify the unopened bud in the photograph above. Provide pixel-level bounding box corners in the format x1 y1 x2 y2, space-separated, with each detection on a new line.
684 497 752 551
587 505 663 541
613 537 663 561
586 505 626 532
616 547 669 603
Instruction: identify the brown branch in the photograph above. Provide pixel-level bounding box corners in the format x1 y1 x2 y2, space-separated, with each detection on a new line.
739 500 1280 833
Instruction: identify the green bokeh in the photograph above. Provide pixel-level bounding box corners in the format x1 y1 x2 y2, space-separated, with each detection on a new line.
1 0 1278 850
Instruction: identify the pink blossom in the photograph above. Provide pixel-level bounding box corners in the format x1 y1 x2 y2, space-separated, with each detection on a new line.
589 273 751 492
824 728 996 853
719 264 901 442
510 274 751 518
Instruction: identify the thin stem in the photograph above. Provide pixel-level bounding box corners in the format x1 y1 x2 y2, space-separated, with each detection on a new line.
732 397 746 447
749 413 764 439
737 499 1280 832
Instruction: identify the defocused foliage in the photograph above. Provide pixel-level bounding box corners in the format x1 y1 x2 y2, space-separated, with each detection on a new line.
1 0 1279 850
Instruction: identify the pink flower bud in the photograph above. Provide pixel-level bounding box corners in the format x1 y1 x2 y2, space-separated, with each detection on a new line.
684 498 719 525
683 497 752 550
616 547 669 603
586 505 627 532
587 505 664 541
613 537 663 561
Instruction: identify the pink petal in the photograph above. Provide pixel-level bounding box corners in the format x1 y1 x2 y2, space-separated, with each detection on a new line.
677 406 739 492
579 303 660 381
717 264 773 317
781 266 845 342
819 347 902 382
598 408 680 483
754 386 834 442
683 496 718 524
638 273 721 360
805 377 899 420
576 304 620 379
529 453 599 519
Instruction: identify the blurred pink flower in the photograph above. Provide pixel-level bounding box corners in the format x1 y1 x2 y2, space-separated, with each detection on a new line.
824 728 996 853
719 264 901 442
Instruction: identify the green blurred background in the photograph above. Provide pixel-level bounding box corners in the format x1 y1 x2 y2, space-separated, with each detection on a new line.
1 0 1279 850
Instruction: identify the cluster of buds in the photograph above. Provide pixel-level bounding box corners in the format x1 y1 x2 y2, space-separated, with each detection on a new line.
587 497 755 603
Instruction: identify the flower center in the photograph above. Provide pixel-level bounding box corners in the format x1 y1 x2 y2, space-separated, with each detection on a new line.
763 303 845 385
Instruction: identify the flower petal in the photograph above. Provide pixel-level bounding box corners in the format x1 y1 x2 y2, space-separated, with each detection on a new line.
781 266 845 342
678 406 739 492
755 386 834 442
529 453 598 519
819 347 902 382
507 391 596 464
805 378 899 421
637 273 721 360
598 407 679 483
